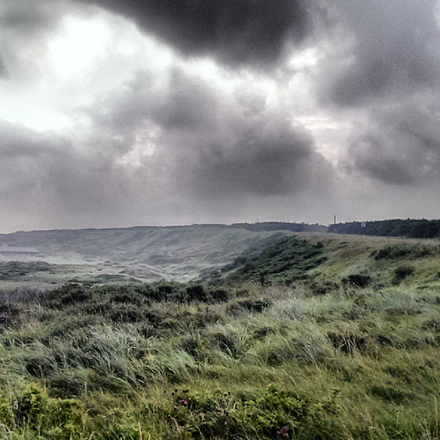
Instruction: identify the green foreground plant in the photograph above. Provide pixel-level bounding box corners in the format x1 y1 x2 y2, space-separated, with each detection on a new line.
0 236 439 438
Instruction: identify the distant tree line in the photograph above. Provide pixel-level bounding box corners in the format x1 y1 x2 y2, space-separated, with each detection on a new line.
232 222 327 233
328 219 440 239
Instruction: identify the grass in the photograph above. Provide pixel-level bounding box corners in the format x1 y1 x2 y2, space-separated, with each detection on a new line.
0 235 439 438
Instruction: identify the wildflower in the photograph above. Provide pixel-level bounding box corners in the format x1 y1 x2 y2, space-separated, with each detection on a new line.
277 426 289 438
180 399 188 406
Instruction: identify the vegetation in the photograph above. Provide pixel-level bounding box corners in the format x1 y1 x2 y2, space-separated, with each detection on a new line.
231 222 326 233
0 261 52 281
210 236 327 285
329 218 440 239
0 235 439 438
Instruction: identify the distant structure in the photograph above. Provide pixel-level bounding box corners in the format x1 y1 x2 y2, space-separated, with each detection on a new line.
0 244 38 254
334 215 337 225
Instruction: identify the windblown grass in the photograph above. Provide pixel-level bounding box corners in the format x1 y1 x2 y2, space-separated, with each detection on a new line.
0 235 439 438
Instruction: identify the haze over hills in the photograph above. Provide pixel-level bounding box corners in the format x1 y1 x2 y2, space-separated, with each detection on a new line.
0 224 294 288
0 219 438 290
1 221 440 437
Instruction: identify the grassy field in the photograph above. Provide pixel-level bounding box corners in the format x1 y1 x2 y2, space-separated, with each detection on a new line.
0 234 439 438
0 226 288 289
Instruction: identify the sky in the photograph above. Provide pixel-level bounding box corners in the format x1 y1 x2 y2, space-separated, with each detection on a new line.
1 0 440 232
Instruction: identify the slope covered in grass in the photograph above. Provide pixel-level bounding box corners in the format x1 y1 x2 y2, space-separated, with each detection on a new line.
0 234 439 438
210 235 327 285
0 226 289 288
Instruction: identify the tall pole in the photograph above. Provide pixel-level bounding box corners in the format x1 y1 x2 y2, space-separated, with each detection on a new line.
334 215 336 225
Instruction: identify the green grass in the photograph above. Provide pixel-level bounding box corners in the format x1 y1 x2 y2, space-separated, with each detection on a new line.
0 235 439 438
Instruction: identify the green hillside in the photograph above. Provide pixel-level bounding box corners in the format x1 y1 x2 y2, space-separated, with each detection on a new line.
0 234 439 438
0 226 290 289
208 235 327 285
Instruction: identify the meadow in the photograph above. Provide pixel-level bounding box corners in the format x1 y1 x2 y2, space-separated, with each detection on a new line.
0 233 439 438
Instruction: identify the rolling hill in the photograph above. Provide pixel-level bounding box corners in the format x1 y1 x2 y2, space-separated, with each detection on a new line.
0 225 290 288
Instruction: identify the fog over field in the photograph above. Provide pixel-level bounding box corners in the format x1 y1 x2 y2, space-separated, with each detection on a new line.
1 0 440 232
0 225 290 287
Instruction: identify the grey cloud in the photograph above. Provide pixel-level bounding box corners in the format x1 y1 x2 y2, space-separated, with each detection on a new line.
91 69 219 135
313 1 440 191
0 1 71 37
150 69 220 130
234 85 267 116
79 0 312 69
0 55 8 78
350 135 416 185
0 60 334 231
0 121 136 216
85 67 332 205
188 120 315 199
320 0 440 106
0 0 90 81
0 3 57 31
347 96 440 185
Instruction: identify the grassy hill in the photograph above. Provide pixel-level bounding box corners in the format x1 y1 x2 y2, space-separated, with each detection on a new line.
0 233 439 438
0 225 290 288
0 220 438 290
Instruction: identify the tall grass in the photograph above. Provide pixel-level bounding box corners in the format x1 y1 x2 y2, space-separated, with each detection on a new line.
0 236 439 438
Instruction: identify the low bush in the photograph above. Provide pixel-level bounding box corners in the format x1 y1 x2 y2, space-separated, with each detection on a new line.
393 265 414 284
342 274 371 288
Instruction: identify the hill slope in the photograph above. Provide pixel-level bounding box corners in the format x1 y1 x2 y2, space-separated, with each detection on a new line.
0 233 439 438
0 225 289 288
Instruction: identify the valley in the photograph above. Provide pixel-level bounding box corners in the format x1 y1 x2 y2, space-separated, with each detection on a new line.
0 225 439 438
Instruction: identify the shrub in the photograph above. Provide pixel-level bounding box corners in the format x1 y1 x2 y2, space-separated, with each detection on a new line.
327 329 372 355
342 274 371 288
25 355 55 378
209 288 230 303
227 299 272 315
14 383 84 437
393 265 414 284
109 304 144 323
48 374 86 398
185 284 207 302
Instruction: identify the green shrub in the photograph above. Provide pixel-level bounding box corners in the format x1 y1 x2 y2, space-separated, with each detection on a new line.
14 383 84 437
48 374 86 398
342 274 371 288
227 298 272 314
393 265 414 285
25 355 55 378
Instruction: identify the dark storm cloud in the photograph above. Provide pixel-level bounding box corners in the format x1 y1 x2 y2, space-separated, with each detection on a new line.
188 119 316 198
321 0 440 106
349 135 416 185
314 0 440 190
80 0 312 69
96 68 219 132
86 67 331 202
347 95 440 186
0 121 134 215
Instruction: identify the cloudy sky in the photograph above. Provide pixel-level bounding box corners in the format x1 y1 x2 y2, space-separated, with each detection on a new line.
1 0 440 232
